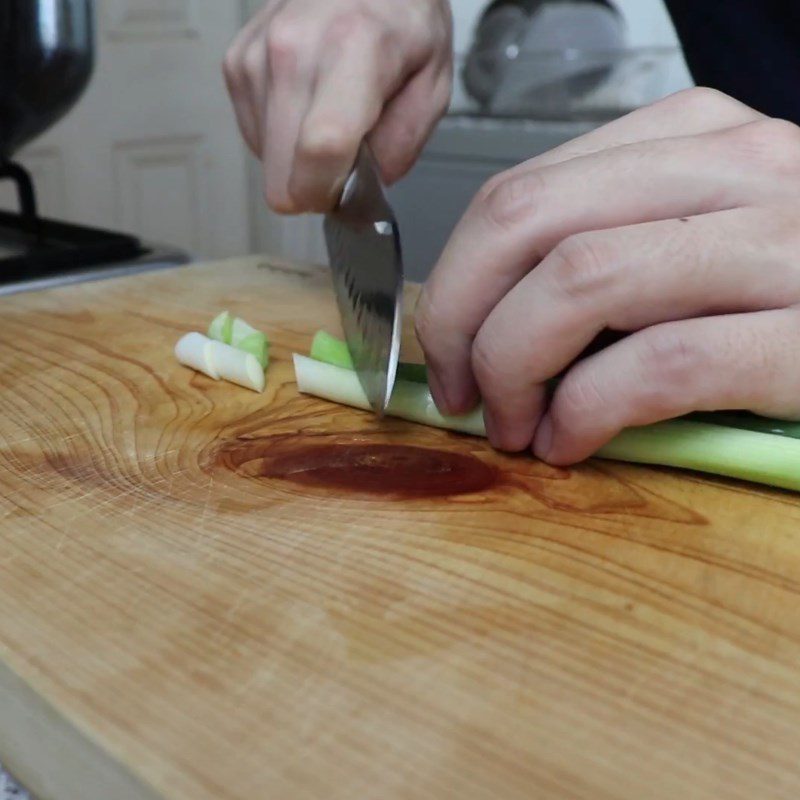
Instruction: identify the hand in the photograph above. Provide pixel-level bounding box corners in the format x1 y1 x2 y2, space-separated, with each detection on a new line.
415 87 800 465
223 0 453 214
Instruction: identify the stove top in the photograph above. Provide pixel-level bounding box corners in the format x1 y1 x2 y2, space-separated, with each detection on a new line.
0 159 189 295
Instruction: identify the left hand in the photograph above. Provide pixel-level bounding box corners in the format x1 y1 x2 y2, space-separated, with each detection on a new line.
414 88 800 465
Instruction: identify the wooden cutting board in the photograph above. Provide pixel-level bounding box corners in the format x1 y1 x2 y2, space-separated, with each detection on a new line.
2 256 800 800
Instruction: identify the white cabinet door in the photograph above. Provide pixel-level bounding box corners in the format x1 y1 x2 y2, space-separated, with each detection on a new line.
0 0 250 260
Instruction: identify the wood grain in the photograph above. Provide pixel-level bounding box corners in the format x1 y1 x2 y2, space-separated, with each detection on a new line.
2 256 800 800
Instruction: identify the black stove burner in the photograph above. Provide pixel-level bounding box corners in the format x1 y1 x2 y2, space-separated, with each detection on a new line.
0 159 147 285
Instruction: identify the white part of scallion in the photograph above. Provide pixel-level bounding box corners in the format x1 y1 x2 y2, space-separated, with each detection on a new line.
293 355 484 434
293 354 800 492
209 340 265 392
175 332 219 380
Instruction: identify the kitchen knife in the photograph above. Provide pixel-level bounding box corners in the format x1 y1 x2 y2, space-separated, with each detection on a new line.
324 142 403 415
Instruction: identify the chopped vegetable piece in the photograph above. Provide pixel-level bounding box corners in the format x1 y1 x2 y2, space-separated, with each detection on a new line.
237 332 270 369
293 354 800 492
208 310 233 344
209 341 265 392
310 330 353 369
175 332 219 380
295 354 483 434
397 362 428 384
310 330 427 382
231 317 261 347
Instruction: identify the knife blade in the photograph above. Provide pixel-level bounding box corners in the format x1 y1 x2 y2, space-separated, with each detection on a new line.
323 142 403 415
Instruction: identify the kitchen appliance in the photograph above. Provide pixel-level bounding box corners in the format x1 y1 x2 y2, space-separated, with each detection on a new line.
388 0 689 280
463 0 626 115
324 143 403 414
0 0 188 296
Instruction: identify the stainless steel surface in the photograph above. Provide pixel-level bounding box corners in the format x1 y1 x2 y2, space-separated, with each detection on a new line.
0 763 29 799
324 143 403 415
0 245 190 296
388 115 598 282
462 0 624 115
0 0 94 160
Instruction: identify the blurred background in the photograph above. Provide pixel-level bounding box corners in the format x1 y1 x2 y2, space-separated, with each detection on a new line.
0 0 693 296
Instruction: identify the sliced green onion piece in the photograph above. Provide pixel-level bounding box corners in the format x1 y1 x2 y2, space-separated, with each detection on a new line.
310 330 427 382
210 341 265 392
175 332 219 380
237 332 269 369
310 330 353 369
208 311 233 344
293 354 800 492
231 317 261 347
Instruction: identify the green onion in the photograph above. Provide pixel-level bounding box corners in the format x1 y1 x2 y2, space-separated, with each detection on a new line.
310 330 353 369
208 310 233 344
294 355 484 435
231 317 262 347
236 332 269 369
310 329 428 383
295 335 800 492
209 312 269 368
597 422 800 490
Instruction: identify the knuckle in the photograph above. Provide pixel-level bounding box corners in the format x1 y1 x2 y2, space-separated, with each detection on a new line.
222 48 239 84
266 16 305 69
549 234 615 301
471 331 504 388
730 118 800 171
414 290 439 351
639 329 703 405
263 183 293 215
555 370 606 421
433 83 452 119
298 121 353 162
326 10 379 44
673 85 737 113
242 44 267 81
476 170 543 230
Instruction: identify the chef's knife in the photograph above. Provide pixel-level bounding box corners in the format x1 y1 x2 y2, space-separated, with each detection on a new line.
324 142 403 415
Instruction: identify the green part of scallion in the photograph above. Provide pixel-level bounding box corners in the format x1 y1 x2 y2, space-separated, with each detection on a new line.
310 330 353 369
208 310 233 345
231 317 261 347
310 330 427 382
236 332 269 369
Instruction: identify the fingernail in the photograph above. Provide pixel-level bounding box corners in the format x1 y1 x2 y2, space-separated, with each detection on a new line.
427 370 452 415
533 415 554 462
483 405 500 447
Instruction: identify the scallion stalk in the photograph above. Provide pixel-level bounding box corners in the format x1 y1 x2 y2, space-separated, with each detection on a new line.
208 310 233 344
310 329 428 383
294 343 800 492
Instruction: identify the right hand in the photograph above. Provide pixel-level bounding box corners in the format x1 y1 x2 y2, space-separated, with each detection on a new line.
223 0 453 214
